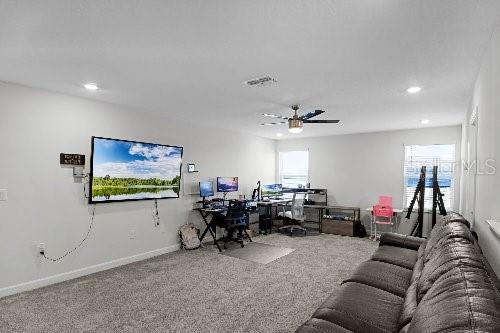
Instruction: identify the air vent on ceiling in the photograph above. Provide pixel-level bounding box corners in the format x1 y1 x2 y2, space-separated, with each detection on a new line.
244 76 277 86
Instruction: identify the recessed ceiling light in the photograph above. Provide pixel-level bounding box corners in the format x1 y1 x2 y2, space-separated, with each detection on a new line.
83 83 99 90
407 86 422 94
276 133 283 137
421 119 430 124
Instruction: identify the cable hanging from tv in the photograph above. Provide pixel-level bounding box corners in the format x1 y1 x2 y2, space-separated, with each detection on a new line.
41 205 97 262
153 199 160 227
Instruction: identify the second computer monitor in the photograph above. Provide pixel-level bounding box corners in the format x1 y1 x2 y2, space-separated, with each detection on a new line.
217 177 239 192
199 181 214 198
261 184 283 197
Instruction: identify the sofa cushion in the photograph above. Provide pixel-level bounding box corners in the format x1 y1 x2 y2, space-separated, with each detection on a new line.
342 260 412 297
295 318 353 333
423 221 475 262
312 282 404 333
434 211 470 229
409 264 500 332
418 237 485 301
371 245 418 270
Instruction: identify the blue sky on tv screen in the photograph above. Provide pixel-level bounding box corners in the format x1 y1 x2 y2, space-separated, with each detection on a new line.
93 138 182 180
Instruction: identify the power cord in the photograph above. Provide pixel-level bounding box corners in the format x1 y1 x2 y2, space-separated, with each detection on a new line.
82 173 90 199
41 205 96 262
153 199 160 227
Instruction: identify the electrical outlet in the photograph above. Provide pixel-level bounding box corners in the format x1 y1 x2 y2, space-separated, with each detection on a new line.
38 242 46 255
129 230 136 240
0 189 7 201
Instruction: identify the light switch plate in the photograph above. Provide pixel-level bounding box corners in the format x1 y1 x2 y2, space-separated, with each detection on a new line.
0 189 7 201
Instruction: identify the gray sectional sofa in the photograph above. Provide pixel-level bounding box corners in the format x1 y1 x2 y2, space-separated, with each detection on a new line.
296 213 500 332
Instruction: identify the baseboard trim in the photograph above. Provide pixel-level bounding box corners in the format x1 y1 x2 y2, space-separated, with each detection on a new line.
0 244 180 298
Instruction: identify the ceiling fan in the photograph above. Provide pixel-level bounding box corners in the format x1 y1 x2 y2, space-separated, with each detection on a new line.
259 104 340 133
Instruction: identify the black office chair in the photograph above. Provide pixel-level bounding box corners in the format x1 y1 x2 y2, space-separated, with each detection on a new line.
216 200 252 249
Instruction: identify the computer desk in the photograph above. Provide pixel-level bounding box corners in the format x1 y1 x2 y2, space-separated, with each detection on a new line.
278 203 362 233
257 199 291 234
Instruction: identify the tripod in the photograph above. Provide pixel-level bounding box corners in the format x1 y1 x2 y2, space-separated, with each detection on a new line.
406 165 447 238
431 165 447 228
406 166 426 238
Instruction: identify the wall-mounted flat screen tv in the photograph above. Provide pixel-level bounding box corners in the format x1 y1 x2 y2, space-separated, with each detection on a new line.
89 136 183 203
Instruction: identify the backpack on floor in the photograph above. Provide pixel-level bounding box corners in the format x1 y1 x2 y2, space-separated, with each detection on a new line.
179 224 201 250
354 222 367 238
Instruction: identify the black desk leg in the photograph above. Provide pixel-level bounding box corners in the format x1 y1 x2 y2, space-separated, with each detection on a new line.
198 211 222 252
198 212 211 241
268 205 274 235
318 208 323 233
206 223 222 252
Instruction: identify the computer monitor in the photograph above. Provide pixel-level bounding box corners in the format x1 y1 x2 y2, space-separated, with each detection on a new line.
217 177 239 192
199 181 214 198
261 184 283 198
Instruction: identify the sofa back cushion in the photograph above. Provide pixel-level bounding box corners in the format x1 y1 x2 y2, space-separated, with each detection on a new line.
408 264 500 332
423 220 473 262
418 236 485 301
434 212 470 229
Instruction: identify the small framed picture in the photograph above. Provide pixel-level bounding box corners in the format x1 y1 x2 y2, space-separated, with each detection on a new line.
187 163 196 173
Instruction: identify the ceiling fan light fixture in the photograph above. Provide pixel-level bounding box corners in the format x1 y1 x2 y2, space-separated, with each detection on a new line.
288 118 303 133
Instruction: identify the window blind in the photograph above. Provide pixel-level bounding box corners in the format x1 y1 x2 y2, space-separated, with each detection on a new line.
279 150 309 188
404 144 455 210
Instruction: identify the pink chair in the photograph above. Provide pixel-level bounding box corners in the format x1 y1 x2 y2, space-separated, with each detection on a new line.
371 196 395 240
379 195 393 207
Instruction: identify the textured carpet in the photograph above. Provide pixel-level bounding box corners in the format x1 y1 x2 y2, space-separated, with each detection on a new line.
0 234 377 333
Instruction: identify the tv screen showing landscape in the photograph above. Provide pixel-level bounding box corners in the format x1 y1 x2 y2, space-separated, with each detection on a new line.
89 137 183 203
217 177 238 192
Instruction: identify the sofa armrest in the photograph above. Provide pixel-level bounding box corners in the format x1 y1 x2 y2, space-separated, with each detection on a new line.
379 232 424 251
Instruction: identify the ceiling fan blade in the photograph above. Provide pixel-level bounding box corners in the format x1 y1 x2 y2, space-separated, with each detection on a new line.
259 122 287 126
303 120 340 124
262 113 290 120
300 110 325 120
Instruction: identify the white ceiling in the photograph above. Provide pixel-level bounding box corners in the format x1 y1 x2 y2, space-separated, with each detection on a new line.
1 1 500 139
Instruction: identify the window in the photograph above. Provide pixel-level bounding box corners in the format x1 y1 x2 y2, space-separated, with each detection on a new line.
279 150 309 188
404 144 456 210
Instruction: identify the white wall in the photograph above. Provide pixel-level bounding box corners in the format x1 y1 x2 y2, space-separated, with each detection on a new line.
276 126 462 231
0 82 276 296
461 29 500 276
